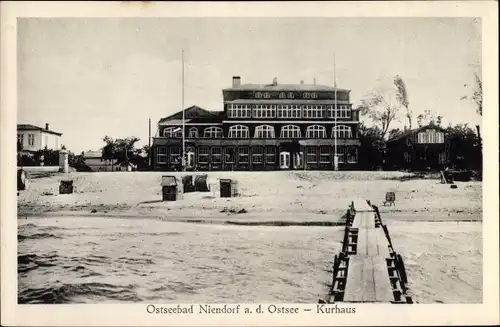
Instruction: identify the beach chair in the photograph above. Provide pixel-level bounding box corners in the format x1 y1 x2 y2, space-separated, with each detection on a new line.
383 192 396 206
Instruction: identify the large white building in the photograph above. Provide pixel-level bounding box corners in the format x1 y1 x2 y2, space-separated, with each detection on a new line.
17 123 63 153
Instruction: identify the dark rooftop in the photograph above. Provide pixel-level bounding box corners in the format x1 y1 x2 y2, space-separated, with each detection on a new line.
17 124 62 136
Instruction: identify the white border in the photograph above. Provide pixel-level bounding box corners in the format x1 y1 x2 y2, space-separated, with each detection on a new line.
1 1 498 326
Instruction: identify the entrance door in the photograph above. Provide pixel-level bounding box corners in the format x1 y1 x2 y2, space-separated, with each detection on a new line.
186 151 195 168
280 151 290 169
294 152 304 169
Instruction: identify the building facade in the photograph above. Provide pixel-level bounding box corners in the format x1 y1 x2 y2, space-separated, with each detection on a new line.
386 124 449 170
17 123 62 153
152 77 361 171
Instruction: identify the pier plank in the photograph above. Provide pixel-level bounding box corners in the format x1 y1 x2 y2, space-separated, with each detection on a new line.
353 199 374 212
343 206 394 303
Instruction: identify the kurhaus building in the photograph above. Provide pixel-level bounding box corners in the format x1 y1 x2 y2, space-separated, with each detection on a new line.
152 76 361 171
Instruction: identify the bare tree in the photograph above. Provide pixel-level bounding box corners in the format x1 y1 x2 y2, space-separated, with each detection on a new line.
358 85 401 139
394 75 412 130
461 72 483 116
416 109 442 127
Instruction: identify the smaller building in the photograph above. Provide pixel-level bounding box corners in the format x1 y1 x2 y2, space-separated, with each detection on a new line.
386 124 449 171
83 150 121 172
17 123 62 153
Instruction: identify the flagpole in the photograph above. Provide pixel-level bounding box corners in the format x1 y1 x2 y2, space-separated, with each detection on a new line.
333 53 338 171
182 49 186 171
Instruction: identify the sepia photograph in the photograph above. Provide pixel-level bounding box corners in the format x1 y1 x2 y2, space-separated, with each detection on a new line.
15 16 484 305
2 1 498 326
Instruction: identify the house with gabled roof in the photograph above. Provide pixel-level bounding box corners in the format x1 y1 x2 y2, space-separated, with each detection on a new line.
17 123 63 153
386 123 449 170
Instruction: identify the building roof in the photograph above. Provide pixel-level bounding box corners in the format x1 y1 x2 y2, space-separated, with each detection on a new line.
83 150 102 158
158 105 223 124
17 124 63 136
387 124 446 143
223 83 350 92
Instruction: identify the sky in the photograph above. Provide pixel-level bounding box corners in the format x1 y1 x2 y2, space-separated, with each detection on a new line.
17 18 482 153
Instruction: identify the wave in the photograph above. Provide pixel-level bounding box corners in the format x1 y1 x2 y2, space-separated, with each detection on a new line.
18 233 62 241
18 282 141 304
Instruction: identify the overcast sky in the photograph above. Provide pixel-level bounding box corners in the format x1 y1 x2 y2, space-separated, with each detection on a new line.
17 18 481 153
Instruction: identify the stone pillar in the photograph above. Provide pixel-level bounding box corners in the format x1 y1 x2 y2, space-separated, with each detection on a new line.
59 150 69 173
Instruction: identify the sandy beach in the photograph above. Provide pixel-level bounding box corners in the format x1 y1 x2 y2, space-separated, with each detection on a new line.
18 171 482 223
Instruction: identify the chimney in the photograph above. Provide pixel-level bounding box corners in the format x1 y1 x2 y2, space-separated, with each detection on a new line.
232 76 241 88
272 77 278 86
313 78 316 85
300 80 304 84
45 123 49 130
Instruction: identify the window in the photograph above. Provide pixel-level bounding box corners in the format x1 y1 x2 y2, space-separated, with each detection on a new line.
306 147 317 163
347 146 358 163
417 132 426 143
320 146 330 163
336 146 345 163
254 125 275 138
228 104 252 118
303 92 310 99
438 151 447 164
28 134 35 146
198 147 209 164
280 125 301 138
287 92 294 99
17 134 23 146
404 152 413 163
238 147 249 163
157 147 167 163
211 147 222 163
253 105 276 118
224 147 236 163
427 129 436 143
327 104 351 118
228 125 250 138
277 105 301 118
303 105 324 118
169 147 181 163
266 147 276 163
306 125 326 138
436 132 445 143
163 127 182 138
188 127 198 138
203 127 223 138
252 147 264 164
332 125 352 138
279 92 286 99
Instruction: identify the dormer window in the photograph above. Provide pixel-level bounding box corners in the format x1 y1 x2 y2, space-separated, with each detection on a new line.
311 93 318 99
263 92 271 99
303 92 310 99
287 92 294 99
279 92 286 99
255 92 262 99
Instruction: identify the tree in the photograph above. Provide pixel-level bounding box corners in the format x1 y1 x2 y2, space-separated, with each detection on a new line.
358 123 387 170
387 127 406 141
394 75 412 130
101 136 141 171
445 123 482 171
17 140 23 166
416 109 442 127
461 72 483 116
358 83 402 139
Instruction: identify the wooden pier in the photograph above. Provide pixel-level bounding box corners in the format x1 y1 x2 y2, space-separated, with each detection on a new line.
324 199 413 304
